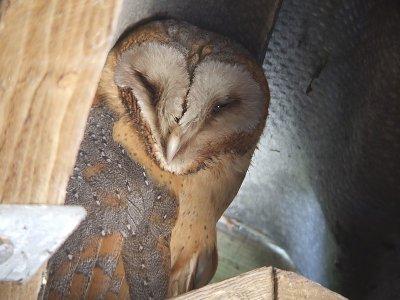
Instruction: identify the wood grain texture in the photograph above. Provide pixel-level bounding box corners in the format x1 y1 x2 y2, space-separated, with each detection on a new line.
173 267 274 300
0 0 122 299
0 266 44 300
0 0 122 205
173 267 348 300
275 268 347 300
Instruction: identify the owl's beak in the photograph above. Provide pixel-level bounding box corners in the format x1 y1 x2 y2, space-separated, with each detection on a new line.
166 127 181 163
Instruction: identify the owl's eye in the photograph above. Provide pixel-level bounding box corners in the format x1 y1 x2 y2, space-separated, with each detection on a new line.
213 102 229 112
135 71 159 104
212 98 240 114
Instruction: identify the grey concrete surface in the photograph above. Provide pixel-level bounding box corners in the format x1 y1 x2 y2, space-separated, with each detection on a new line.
227 1 400 299
114 0 281 61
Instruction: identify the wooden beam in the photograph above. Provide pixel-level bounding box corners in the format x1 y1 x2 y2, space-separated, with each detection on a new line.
0 270 44 300
274 268 347 300
0 0 122 298
0 0 122 205
173 267 347 299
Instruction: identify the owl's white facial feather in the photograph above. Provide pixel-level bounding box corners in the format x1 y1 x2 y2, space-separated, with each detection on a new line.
180 60 264 144
115 42 265 174
115 42 190 166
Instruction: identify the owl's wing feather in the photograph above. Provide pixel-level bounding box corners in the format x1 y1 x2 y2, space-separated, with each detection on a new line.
41 102 177 300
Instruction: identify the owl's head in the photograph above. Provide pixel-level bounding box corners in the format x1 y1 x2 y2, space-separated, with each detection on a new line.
111 20 269 175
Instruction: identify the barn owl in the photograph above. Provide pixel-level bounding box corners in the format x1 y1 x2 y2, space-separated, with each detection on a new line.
42 19 269 299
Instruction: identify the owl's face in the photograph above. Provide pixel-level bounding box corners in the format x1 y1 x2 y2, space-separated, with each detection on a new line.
112 20 269 175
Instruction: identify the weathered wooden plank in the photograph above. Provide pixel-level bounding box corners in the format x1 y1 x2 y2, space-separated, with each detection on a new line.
0 268 44 300
0 0 122 205
0 0 122 299
275 268 347 300
173 267 274 300
173 267 347 300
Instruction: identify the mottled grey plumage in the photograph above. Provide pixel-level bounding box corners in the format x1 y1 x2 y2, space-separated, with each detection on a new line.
42 103 177 299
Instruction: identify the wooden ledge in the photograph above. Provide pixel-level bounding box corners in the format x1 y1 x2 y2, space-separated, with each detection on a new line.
172 267 347 300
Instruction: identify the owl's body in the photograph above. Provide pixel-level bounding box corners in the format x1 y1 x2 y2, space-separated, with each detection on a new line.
43 20 269 299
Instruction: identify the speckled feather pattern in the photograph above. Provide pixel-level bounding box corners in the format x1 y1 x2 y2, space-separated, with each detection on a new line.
42 104 177 299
